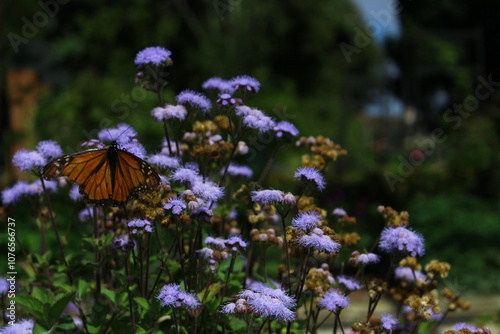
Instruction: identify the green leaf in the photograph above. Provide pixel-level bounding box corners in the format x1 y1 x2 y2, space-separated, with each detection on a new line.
228 317 247 331
15 295 45 320
33 323 49 334
198 282 224 303
134 297 149 311
100 287 117 303
48 292 76 326
77 279 88 296
32 287 54 304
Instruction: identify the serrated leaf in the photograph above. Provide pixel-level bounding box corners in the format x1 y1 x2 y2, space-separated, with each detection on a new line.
15 295 45 319
33 322 49 334
48 292 76 327
32 287 54 305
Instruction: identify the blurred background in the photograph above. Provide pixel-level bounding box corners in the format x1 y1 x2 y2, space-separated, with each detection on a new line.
2 0 500 301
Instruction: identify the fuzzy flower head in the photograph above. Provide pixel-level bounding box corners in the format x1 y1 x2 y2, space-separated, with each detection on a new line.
294 167 326 191
135 46 172 66
202 77 235 93
298 228 341 254
0 278 9 295
318 289 350 313
127 218 153 234
112 235 135 252
0 318 35 334
349 251 380 266
12 149 46 172
394 267 426 282
36 140 63 160
251 189 285 205
230 75 260 93
292 211 323 231
379 226 425 257
273 121 299 138
452 322 479 332
176 89 211 113
156 284 200 310
2 180 57 206
98 123 137 144
224 235 248 252
148 154 180 169
225 164 253 178
381 313 398 331
332 208 347 216
151 105 187 122
337 275 362 291
222 286 296 322
235 106 275 132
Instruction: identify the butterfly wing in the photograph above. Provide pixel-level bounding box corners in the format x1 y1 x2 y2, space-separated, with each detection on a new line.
41 145 160 206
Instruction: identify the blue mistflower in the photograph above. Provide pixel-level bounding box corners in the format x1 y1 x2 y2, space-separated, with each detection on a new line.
394 267 426 282
69 185 83 202
192 180 224 202
135 46 172 66
379 226 425 257
156 283 200 310
381 313 399 330
355 253 380 266
251 189 285 205
12 149 46 171
0 278 9 294
318 289 350 313
0 318 34 334
127 218 153 233
148 154 180 169
294 167 326 191
120 141 147 159
164 197 186 214
202 77 235 93
36 140 63 159
216 93 242 108
225 164 253 178
2 180 57 206
230 75 261 93
273 121 299 138
225 235 248 251
176 89 211 112
292 211 322 231
171 167 200 185
453 323 478 332
332 208 347 216
298 228 341 254
98 123 137 144
235 106 275 132
151 105 187 122
337 275 362 291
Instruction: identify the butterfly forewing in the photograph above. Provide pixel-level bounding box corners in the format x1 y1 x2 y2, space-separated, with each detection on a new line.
41 142 161 206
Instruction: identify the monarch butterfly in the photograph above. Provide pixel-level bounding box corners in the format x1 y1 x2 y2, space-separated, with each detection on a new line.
41 141 161 206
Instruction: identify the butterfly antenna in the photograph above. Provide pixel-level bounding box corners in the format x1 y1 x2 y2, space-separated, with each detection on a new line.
114 125 134 143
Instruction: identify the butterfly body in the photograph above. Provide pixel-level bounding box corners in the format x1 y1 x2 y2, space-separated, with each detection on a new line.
42 141 161 206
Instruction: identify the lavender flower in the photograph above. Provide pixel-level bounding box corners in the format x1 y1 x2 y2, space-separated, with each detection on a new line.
192 180 224 202
337 275 362 291
2 180 57 205
151 105 187 122
332 208 347 216
36 140 63 159
379 226 425 257
235 106 275 132
202 77 234 93
298 228 341 253
251 189 285 205
452 323 479 331
98 123 137 144
0 318 34 334
69 185 83 201
135 46 172 66
112 235 135 252
164 197 186 214
292 211 322 231
294 167 326 191
216 93 242 108
225 235 248 251
156 284 200 309
204 236 226 250
318 289 350 313
381 313 398 330
230 75 260 93
148 154 180 169
0 278 9 294
176 89 211 112
355 253 380 265
120 141 147 159
273 121 299 138
12 149 46 171
225 164 253 178
171 167 199 185
394 267 426 282
127 218 153 233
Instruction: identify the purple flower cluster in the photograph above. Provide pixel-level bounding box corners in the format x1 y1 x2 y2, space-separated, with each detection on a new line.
294 167 326 191
2 180 57 205
156 283 200 309
202 77 234 93
222 286 296 322
332 208 347 216
318 289 350 313
134 46 172 66
355 253 380 265
112 235 135 252
292 211 322 231
381 313 399 330
98 123 137 144
0 318 34 333
163 197 186 214
235 106 275 132
216 93 242 108
273 121 299 138
336 275 361 291
394 267 426 282
298 228 341 254
230 75 260 93
151 105 187 122
225 164 253 178
176 89 211 112
379 226 425 257
13 139 64 172
127 218 153 233
147 154 180 169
